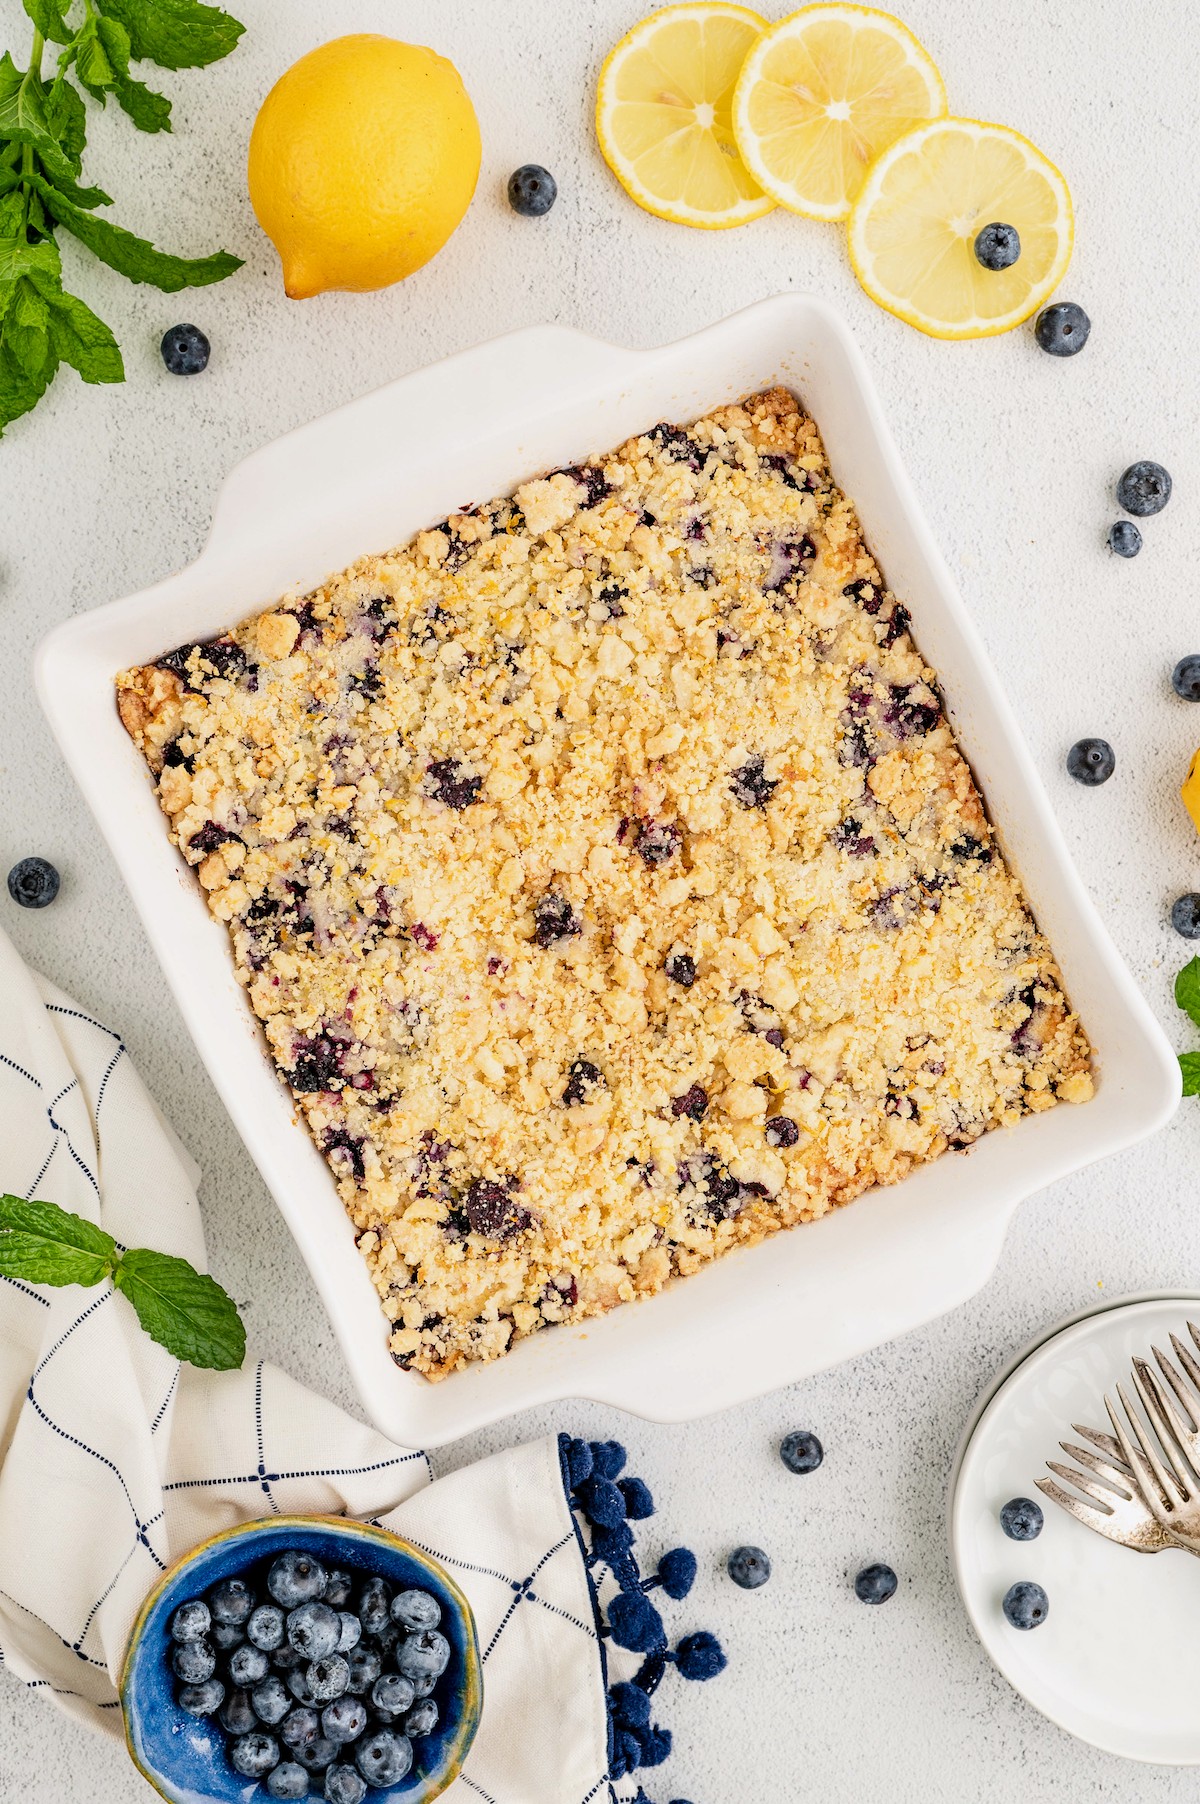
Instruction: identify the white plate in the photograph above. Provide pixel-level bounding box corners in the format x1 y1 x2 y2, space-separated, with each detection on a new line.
952 1294 1200 1764
34 296 1181 1448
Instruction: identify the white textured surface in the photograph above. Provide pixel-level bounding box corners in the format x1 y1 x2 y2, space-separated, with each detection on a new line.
2 0 1199 1797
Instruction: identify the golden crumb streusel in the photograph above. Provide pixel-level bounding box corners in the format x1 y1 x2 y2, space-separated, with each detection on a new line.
117 389 1092 1379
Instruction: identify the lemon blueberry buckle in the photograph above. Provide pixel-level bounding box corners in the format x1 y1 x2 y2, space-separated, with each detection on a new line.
116 388 1093 1380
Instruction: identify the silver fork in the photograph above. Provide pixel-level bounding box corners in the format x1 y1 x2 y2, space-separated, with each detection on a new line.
1103 1322 1200 1554
1035 1422 1195 1554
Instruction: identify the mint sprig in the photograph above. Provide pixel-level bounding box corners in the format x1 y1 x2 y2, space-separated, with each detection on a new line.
1 0 243 436
1174 956 1200 1094
0 1193 245 1370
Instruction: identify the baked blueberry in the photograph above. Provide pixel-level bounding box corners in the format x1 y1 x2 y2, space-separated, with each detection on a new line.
508 163 557 216
1171 655 1200 701
1066 737 1115 785
171 1599 211 1643
974 222 1020 269
1171 894 1200 939
270 1553 328 1609
647 422 702 469
266 1762 310 1799
288 1601 340 1661
780 1429 823 1474
1002 1580 1049 1629
464 1176 531 1239
229 1643 270 1687
396 1628 451 1681
562 1058 603 1106
172 1639 217 1684
404 1697 439 1737
426 757 483 809
1117 460 1171 517
322 1695 369 1744
177 1678 225 1715
1000 1497 1044 1541
635 819 682 865
730 755 777 808
355 1728 413 1785
764 1116 799 1148
1107 520 1141 558
160 323 210 375
219 1687 258 1737
727 1545 771 1589
371 1672 416 1715
665 951 697 987
248 1604 286 1651
229 1731 280 1778
252 1675 292 1725
1034 301 1090 356
533 889 581 947
324 1767 367 1804
854 1562 898 1604
671 1083 708 1122
306 1654 350 1702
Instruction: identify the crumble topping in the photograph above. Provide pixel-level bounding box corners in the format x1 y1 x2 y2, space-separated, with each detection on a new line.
117 388 1093 1379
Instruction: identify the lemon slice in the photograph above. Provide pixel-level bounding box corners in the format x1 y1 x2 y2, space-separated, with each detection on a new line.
847 117 1073 339
596 2 775 230
732 4 946 221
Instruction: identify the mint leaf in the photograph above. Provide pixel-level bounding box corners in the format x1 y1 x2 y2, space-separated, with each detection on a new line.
22 0 72 47
44 78 86 170
2 275 51 378
1181 1053 1200 1098
0 1194 117 1286
74 18 118 101
112 71 172 134
113 1247 245 1370
0 231 61 286
1176 957 1200 1030
0 57 110 203
0 337 57 433
44 285 123 383
35 178 242 290
96 0 244 71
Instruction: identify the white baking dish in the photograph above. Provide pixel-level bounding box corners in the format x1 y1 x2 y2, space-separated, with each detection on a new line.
35 295 1179 1449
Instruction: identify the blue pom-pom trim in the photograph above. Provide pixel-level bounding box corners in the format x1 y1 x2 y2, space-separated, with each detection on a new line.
591 1438 628 1480
619 1475 655 1519
609 1681 651 1730
650 1546 696 1601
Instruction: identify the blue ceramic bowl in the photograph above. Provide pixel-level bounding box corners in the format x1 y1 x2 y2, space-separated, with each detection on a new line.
120 1515 482 1804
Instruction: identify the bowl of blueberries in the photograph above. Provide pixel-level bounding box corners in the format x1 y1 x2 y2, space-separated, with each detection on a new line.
119 1515 482 1803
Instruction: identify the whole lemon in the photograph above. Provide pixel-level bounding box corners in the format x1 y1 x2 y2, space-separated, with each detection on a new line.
248 34 481 299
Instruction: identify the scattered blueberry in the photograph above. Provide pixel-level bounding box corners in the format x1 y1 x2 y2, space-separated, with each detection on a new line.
764 1115 799 1148
779 1430 823 1475
1034 301 1090 356
160 322 210 376
229 1731 280 1778
252 1675 292 1726
508 163 558 216
1002 1580 1049 1629
322 1695 369 1744
1000 1497 1044 1541
229 1642 270 1687
7 855 60 909
854 1563 898 1605
1172 655 1200 701
727 1546 771 1589
178 1678 225 1715
974 222 1020 269
269 1553 327 1610
355 1727 413 1785
288 1601 340 1661
172 1639 217 1684
665 951 697 987
248 1603 286 1651
171 1599 211 1643
1171 894 1200 939
324 1767 367 1804
266 1762 310 1799
1117 460 1171 517
306 1654 350 1702
1107 519 1141 558
1066 737 1115 785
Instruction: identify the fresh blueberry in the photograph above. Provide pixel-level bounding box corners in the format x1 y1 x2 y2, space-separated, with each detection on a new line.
390 1589 442 1632
160 322 210 376
1000 1497 1044 1541
396 1628 451 1682
252 1675 293 1726
170 1598 211 1643
1118 460 1171 517
355 1728 413 1786
409 1671 438 1699
248 1603 287 1651
779 1430 823 1474
665 951 697 987
270 1552 328 1609
7 855 64 909
727 1545 771 1589
271 1643 306 1672
280 1706 322 1752
1002 1580 1049 1629
345 1647 381 1696
370 1617 403 1658
209 1577 255 1626
229 1642 270 1687
974 222 1020 269
404 1698 439 1738
324 1764 368 1804
357 1576 391 1636
288 1601 340 1661
1034 301 1090 356
211 1621 246 1650
219 1687 259 1737
323 1570 354 1611
764 1115 799 1148
177 1678 225 1715
335 1612 361 1653
266 1762 311 1799
294 1735 338 1773
171 1639 216 1684
287 1666 317 1706
1066 737 1115 785
229 1731 280 1778
854 1562 898 1604
1172 655 1200 701
371 1672 416 1715
508 163 557 216
1107 520 1141 558
1172 894 1200 939
306 1654 350 1702
322 1695 369 1744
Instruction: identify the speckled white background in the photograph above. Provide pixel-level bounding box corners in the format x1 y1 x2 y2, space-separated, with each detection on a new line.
3 0 1200 1796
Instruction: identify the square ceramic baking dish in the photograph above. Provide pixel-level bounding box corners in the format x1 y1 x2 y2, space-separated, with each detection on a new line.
35 295 1180 1449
